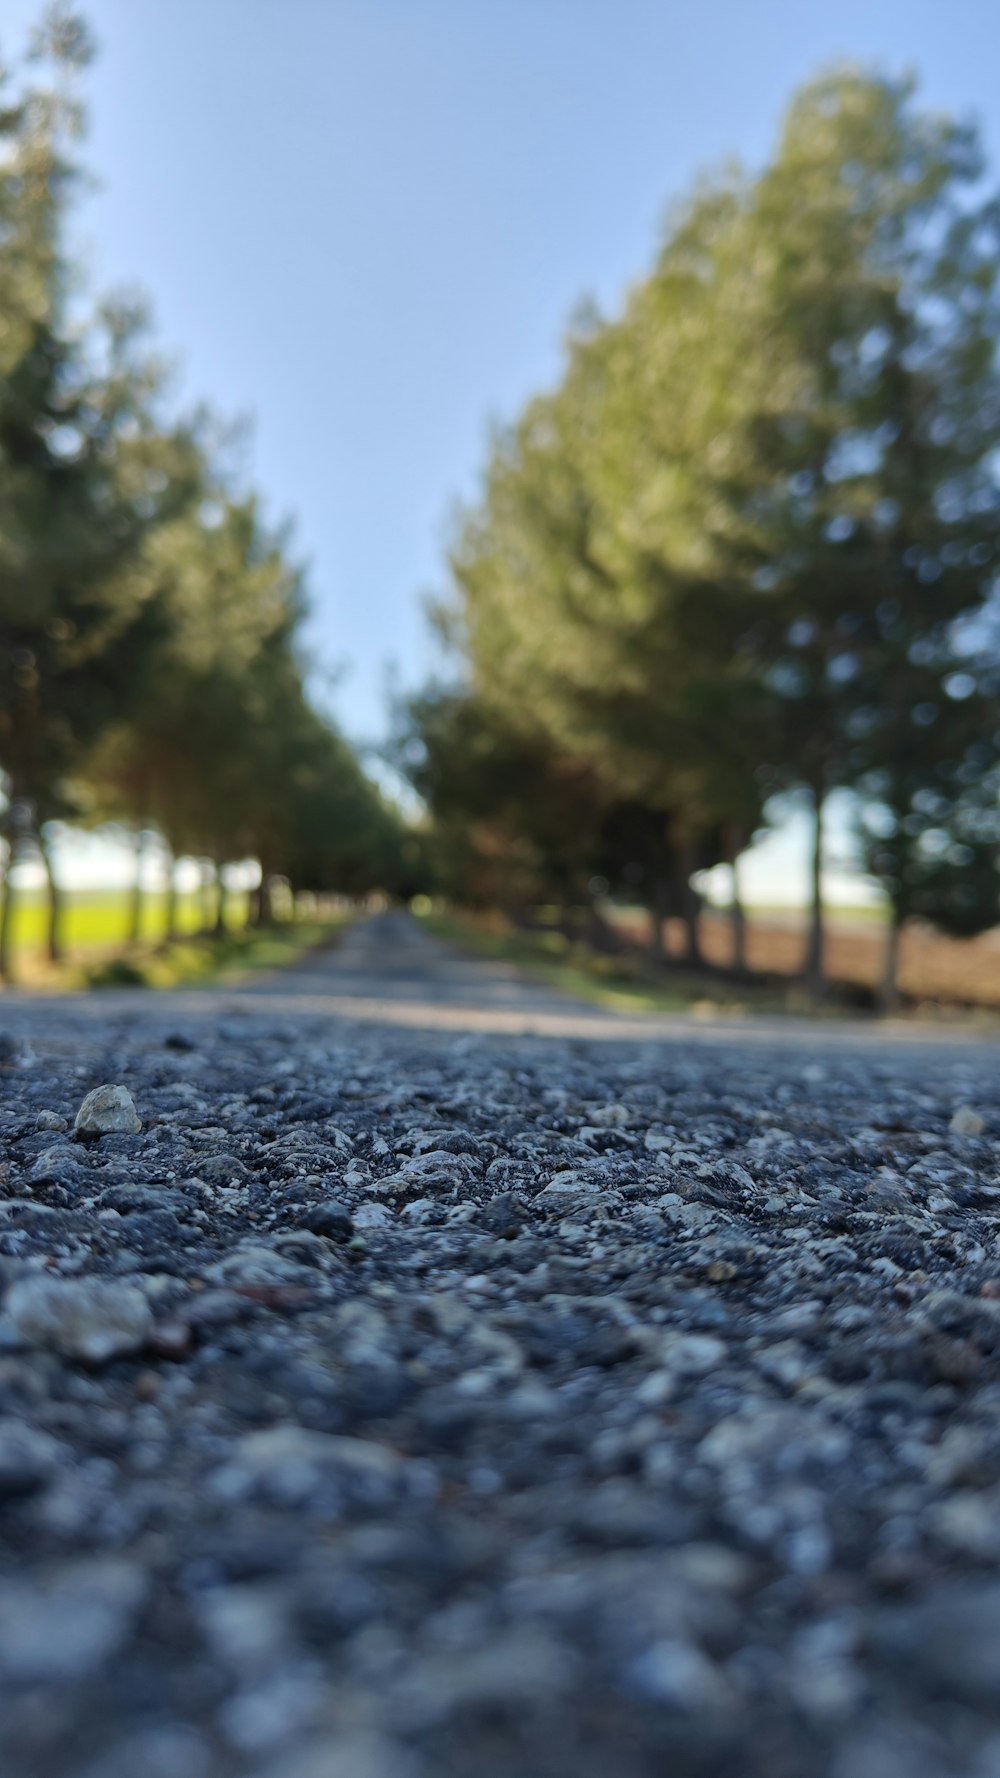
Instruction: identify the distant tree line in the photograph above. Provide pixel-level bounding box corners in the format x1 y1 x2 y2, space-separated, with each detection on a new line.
401 67 1000 1005
0 10 407 981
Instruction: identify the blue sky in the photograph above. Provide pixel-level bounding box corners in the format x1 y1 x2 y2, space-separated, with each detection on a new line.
4 0 999 897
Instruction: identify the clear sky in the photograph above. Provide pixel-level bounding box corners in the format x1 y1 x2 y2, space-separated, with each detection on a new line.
4 0 999 897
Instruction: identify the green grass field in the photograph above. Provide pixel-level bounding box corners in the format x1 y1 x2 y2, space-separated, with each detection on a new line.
0 887 351 992
81 918 347 990
6 887 250 955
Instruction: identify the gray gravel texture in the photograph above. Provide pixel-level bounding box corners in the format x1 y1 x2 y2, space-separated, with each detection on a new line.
2 929 1000 1776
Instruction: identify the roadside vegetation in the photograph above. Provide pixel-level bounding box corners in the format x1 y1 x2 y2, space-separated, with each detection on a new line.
0 12 411 988
4 887 353 992
416 907 797 1017
418 904 1000 1020
6 16 1000 1018
398 67 1000 1013
81 915 348 992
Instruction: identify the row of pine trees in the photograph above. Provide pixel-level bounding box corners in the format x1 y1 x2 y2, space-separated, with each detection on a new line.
0 12 405 981
6 24 1000 1005
403 68 1000 1004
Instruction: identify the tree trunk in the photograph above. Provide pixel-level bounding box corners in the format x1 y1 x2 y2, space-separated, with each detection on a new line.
553 904 573 945
0 842 14 986
588 900 622 955
804 790 826 995
162 856 178 946
678 841 704 967
730 855 748 975
38 829 64 965
214 866 228 937
201 862 215 935
682 896 704 968
649 876 669 961
880 913 903 1012
258 872 275 927
128 830 147 946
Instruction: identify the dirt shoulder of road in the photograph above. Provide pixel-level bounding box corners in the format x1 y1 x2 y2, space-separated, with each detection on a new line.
419 907 1000 1029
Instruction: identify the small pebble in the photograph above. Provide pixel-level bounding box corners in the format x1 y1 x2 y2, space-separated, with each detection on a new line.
73 1084 142 1138
5 1276 153 1364
35 1109 68 1133
949 1105 986 1136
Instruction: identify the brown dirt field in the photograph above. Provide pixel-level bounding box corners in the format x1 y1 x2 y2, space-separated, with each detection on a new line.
655 909 1000 1008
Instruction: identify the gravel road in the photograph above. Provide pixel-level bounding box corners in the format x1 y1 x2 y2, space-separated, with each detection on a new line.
2 913 1000 1778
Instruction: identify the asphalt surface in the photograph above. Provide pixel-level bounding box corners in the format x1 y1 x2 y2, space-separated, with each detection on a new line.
3 910 999 1058
2 914 1000 1778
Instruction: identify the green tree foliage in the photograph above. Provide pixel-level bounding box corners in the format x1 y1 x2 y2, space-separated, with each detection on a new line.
712 71 1000 989
0 20 205 970
81 490 405 936
429 67 1000 999
401 687 611 915
855 676 1000 1002
401 685 753 965
0 9 405 977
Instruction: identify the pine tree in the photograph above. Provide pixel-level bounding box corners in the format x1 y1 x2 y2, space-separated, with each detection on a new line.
0 12 201 974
